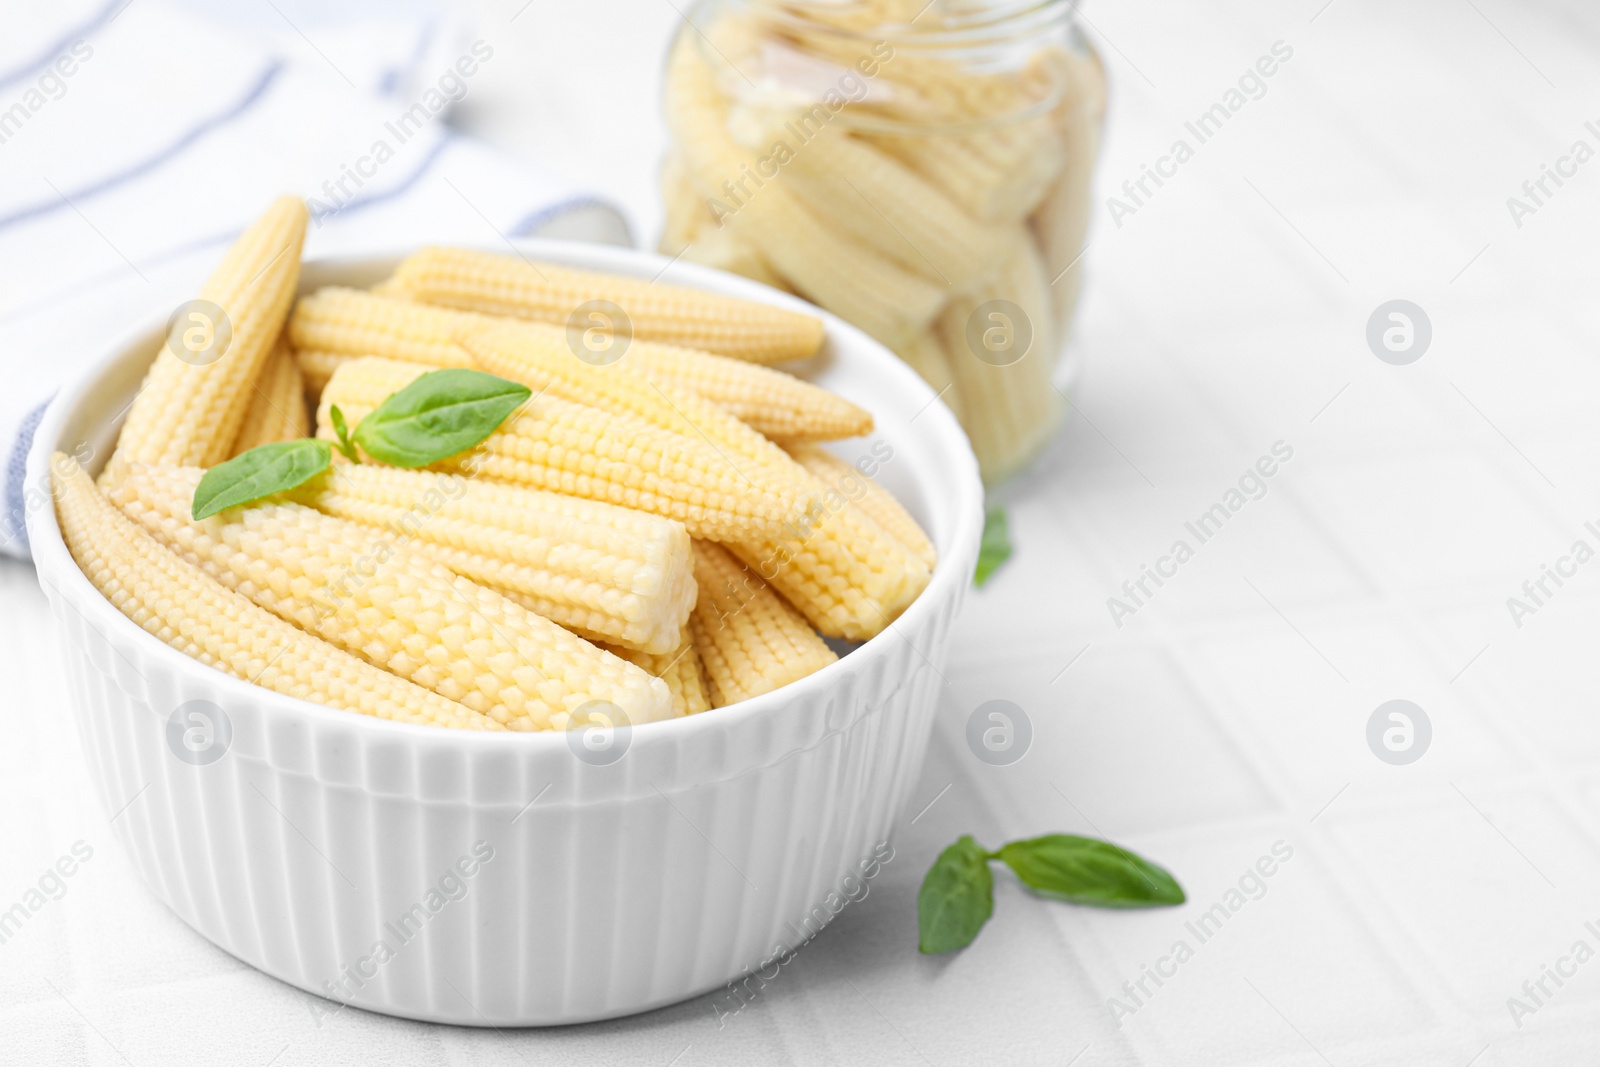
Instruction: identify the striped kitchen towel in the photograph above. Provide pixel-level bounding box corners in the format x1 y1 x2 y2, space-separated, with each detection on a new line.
0 0 630 559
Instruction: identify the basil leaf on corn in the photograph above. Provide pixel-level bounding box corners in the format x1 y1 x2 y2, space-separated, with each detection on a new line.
352 368 531 468
191 438 331 519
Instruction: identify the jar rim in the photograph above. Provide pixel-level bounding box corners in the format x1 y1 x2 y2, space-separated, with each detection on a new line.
688 0 1091 134
744 0 1074 46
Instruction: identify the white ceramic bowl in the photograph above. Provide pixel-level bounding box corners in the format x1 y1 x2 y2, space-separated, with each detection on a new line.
24 241 982 1026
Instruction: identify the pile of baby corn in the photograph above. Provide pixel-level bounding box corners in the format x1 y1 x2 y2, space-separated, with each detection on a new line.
56 196 935 733
658 0 1107 483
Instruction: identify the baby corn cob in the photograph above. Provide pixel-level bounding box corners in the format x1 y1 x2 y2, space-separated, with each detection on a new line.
658 5 1097 485
684 224 791 292
689 541 836 707
731 491 930 641
294 291 864 441
599 635 710 716
754 117 1022 288
664 37 948 350
460 323 799 473
624 339 872 443
940 242 1063 484
229 337 309 456
292 349 348 394
859 41 1075 223
107 464 673 731
872 124 1068 224
318 357 809 543
291 464 695 654
384 245 825 363
109 196 307 475
461 328 930 639
786 444 937 570
288 286 483 384
51 455 497 730
462 318 925 635
659 154 790 292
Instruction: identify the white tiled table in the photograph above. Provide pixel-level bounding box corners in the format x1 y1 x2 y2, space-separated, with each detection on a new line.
6 0 1600 1063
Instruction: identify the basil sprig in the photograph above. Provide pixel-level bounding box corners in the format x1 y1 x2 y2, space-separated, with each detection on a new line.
974 505 1012 587
918 833 1183 954
349 368 530 468
191 439 331 520
189 370 529 519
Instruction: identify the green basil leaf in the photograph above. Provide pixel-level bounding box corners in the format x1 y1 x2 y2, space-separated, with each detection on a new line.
352 369 531 468
192 439 331 520
995 834 1184 909
974 505 1012 587
917 835 995 954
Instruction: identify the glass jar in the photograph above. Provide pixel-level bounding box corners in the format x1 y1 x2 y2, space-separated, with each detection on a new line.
659 0 1105 483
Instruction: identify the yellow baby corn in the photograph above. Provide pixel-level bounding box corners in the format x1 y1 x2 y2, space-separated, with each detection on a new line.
656 2 1106 485
940 242 1062 484
51 454 496 730
462 318 923 635
461 328 931 639
460 323 801 474
107 464 673 731
682 224 791 292
110 196 307 475
730 488 930 641
786 444 936 570
467 291 935 637
664 36 948 350
758 119 1022 288
292 464 695 654
229 337 308 457
318 357 809 543
288 285 503 397
871 125 1067 224
660 152 789 290
599 635 710 716
688 541 836 707
384 245 825 363
623 338 873 443
292 349 348 394
573 347 931 641
295 291 861 441
288 286 483 377
861 47 1072 221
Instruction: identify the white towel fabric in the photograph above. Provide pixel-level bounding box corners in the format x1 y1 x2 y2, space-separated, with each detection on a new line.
0 0 630 559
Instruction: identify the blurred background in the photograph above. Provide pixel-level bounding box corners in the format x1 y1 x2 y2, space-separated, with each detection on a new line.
8 1 1600 1064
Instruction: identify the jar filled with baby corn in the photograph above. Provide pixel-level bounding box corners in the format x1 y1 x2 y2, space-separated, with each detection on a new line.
659 0 1105 483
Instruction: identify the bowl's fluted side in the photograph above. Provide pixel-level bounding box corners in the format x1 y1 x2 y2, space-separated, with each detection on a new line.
39 560 962 1024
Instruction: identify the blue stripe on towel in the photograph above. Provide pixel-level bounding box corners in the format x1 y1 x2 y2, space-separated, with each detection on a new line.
0 61 284 234
314 132 453 223
379 17 438 97
0 0 125 95
0 130 458 329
